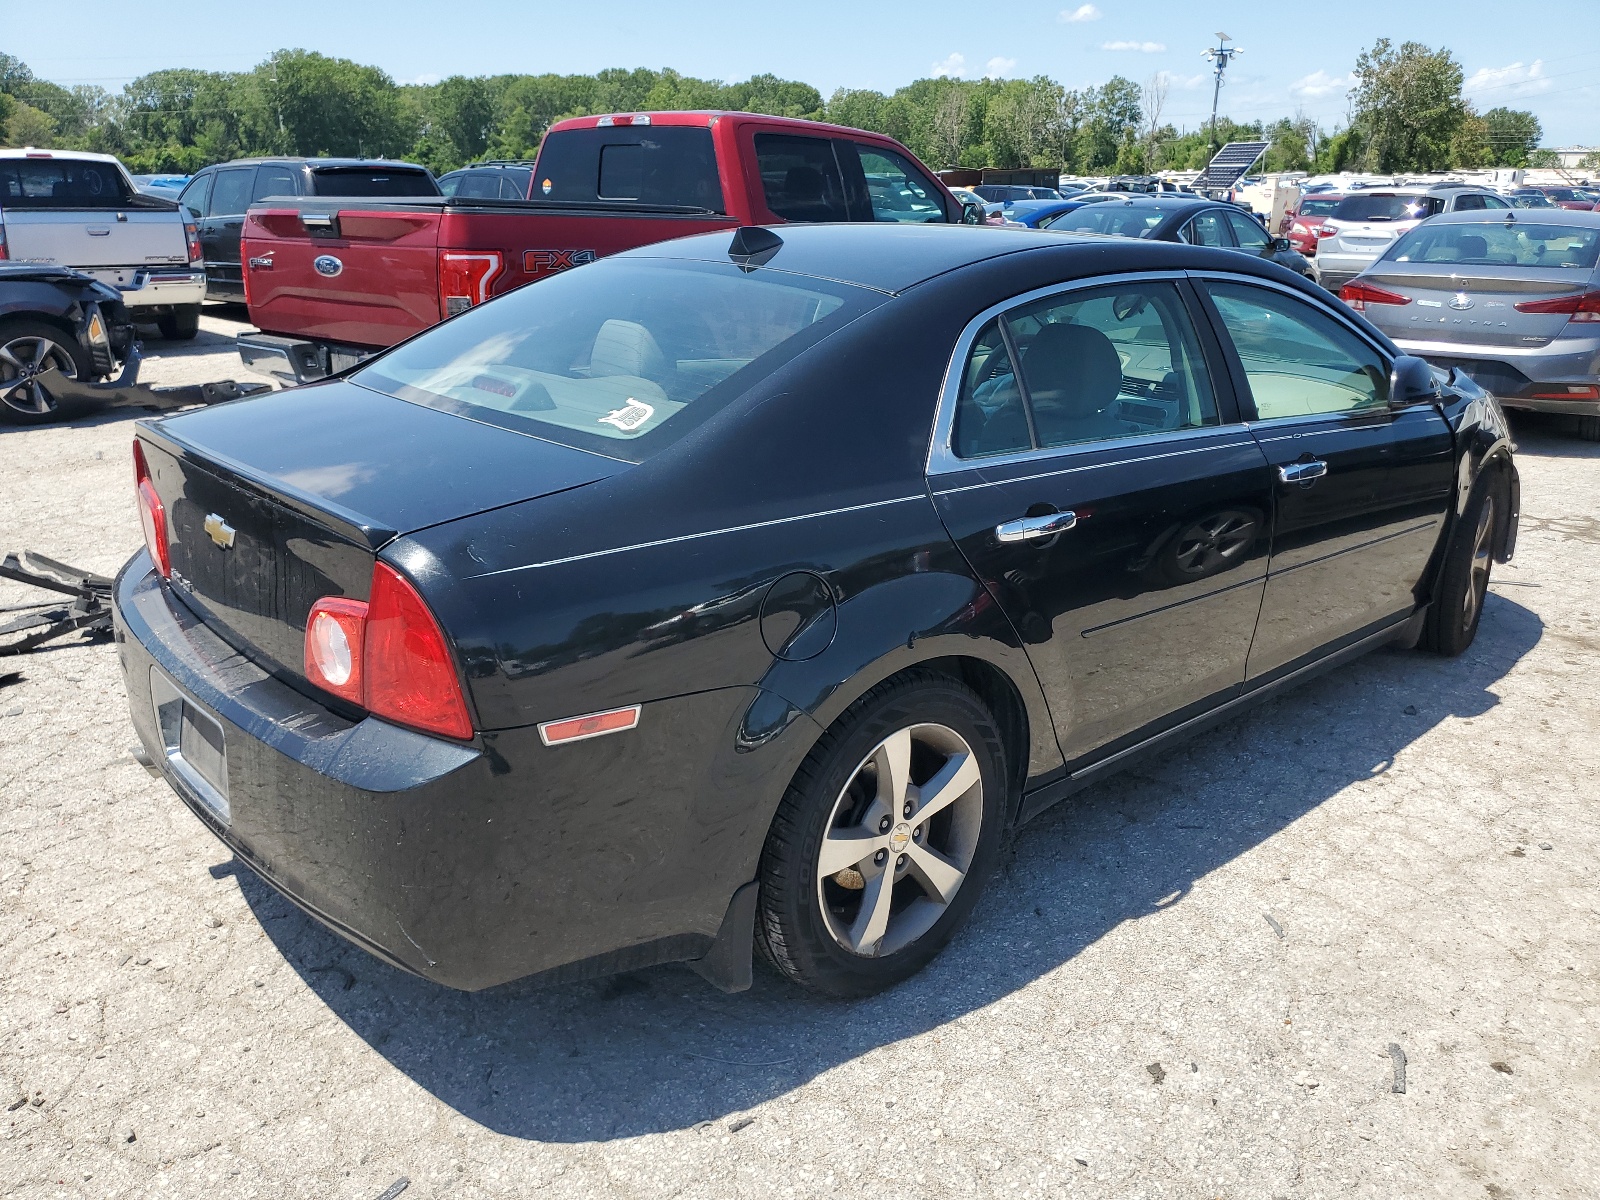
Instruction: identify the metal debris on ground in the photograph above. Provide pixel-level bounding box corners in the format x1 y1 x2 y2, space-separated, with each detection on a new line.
1146 1062 1166 1084
373 1179 409 1200
0 552 114 654
1264 913 1285 939
728 1115 756 1133
1388 1043 1407 1094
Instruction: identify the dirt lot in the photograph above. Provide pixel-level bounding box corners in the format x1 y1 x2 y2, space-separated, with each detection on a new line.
2 309 1597 1199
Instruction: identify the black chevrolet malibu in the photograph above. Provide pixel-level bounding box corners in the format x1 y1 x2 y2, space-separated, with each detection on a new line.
115 224 1519 998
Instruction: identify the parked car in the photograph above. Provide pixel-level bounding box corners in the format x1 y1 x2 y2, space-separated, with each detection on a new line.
1313 185 1510 292
0 150 205 340
1536 186 1596 212
438 161 535 200
993 195 1125 229
236 112 979 384
973 184 1062 202
1505 189 1556 209
948 186 986 213
0 262 138 423
117 223 1517 998
177 158 440 303
1038 195 1313 276
1341 209 1600 439
131 174 191 201
1286 192 1343 255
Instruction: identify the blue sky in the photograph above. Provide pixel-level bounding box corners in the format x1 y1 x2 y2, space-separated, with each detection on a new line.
4 0 1596 145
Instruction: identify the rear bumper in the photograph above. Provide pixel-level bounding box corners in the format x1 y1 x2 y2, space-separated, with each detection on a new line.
80 267 206 310
1393 336 1600 417
1312 252 1374 292
237 333 373 386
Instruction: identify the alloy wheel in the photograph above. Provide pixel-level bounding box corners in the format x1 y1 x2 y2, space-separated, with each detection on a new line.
1462 495 1495 632
815 723 984 959
0 335 77 416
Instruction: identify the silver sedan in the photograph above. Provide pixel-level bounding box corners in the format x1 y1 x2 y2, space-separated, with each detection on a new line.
1340 209 1600 439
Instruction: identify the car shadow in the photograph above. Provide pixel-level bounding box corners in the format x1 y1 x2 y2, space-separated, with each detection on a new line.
231 593 1542 1142
1506 411 1600 459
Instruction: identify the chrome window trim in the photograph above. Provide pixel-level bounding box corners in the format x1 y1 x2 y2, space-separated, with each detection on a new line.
930 428 1256 496
926 269 1196 478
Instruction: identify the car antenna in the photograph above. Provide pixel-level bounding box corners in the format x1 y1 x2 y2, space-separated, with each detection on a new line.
729 226 783 264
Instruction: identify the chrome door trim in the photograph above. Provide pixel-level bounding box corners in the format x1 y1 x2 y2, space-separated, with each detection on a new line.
928 426 1256 497
925 269 1190 478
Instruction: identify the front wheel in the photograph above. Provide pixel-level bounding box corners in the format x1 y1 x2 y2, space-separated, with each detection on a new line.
0 320 86 425
755 673 1008 997
1421 482 1496 656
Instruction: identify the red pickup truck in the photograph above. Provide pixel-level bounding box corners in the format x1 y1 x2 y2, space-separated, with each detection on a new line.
238 111 980 382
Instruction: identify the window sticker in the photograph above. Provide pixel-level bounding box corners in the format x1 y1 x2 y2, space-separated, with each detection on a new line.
599 399 655 432
541 178 553 195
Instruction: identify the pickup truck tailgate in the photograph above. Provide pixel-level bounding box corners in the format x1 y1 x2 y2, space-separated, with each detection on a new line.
245 206 442 347
3 207 188 268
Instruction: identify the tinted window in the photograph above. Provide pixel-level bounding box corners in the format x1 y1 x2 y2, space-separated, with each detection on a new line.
438 172 462 198
1333 194 1442 222
208 168 255 217
0 158 134 208
455 171 503 199
1453 194 1485 211
755 134 851 222
252 165 299 202
856 145 948 223
1183 211 1229 246
1207 282 1388 419
1388 222 1600 269
598 144 644 198
357 258 881 462
1226 211 1270 250
534 127 724 210
178 172 212 219
308 168 438 197
1299 197 1341 217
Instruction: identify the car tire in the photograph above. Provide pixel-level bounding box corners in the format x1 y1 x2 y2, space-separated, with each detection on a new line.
0 319 87 426
156 305 201 341
755 671 1008 998
1421 479 1497 657
1574 415 1600 442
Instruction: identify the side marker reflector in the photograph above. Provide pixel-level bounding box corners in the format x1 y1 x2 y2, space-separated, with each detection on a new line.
538 705 641 746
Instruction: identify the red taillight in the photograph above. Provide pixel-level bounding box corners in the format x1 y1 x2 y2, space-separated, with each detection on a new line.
184 218 202 265
1340 281 1413 311
303 562 473 740
1514 289 1600 322
438 250 503 318
1314 224 1337 237
1527 384 1600 400
132 440 170 577
0 223 8 261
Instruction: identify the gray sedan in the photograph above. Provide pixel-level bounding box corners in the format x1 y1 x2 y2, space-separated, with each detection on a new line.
1341 209 1600 439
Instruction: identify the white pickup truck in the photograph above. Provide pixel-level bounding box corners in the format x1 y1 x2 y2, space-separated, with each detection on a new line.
0 149 206 339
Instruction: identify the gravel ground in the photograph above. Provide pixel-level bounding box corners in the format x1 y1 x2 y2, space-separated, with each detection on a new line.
2 310 1597 1199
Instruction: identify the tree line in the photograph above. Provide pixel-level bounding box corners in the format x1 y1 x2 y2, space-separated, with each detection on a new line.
0 40 1565 179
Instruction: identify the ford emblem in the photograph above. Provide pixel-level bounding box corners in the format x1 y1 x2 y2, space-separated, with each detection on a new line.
313 255 343 278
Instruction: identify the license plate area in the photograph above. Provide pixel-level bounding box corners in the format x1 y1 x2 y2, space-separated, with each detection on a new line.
150 667 230 824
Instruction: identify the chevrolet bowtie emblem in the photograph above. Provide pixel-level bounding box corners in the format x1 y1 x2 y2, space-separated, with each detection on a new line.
203 514 236 550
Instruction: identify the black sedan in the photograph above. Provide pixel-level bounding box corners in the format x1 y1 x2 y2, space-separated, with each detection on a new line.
1040 194 1314 277
115 224 1518 998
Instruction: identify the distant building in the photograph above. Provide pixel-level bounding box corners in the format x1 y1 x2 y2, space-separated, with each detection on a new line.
1544 146 1598 169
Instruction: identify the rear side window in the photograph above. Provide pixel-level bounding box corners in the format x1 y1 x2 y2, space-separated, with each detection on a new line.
534 127 724 211
309 168 438 197
1388 222 1600 269
208 168 255 217
1334 194 1441 222
252 165 300 202
1045 204 1164 238
754 134 851 222
856 145 949 223
0 158 134 208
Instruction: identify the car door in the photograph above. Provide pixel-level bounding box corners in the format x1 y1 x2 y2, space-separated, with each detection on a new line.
929 275 1277 765
1193 275 1456 679
201 166 256 300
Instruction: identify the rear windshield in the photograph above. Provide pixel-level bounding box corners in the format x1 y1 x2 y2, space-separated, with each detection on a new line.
308 168 439 197
1044 204 1164 237
1387 222 1600 269
533 127 724 211
0 158 136 208
355 258 882 462
1334 194 1442 222
1299 197 1341 217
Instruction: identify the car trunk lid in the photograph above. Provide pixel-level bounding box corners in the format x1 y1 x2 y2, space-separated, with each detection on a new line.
135 379 622 678
1358 264 1592 347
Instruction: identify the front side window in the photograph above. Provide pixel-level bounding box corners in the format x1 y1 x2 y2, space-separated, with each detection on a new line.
754 134 851 222
356 258 881 462
855 145 948 223
178 172 212 219
1225 211 1271 250
950 282 1220 457
1206 282 1388 419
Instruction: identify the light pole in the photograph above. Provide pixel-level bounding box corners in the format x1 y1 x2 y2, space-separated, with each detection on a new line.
1202 33 1242 155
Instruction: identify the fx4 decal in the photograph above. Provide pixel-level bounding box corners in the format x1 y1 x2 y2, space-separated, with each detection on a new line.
524 249 598 276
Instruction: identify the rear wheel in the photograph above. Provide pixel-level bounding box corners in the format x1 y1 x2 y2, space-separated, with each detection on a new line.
156 305 201 340
1575 415 1600 442
1421 482 1496 657
0 320 86 425
756 673 1007 997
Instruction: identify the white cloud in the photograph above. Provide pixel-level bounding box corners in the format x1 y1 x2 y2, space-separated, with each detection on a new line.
930 52 967 79
1154 70 1208 90
1102 40 1166 53
402 72 442 86
985 56 1018 78
1060 4 1102 21
1290 69 1351 99
1465 59 1551 98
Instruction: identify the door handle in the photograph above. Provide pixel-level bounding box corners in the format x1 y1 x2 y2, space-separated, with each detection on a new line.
1278 460 1328 485
996 511 1077 543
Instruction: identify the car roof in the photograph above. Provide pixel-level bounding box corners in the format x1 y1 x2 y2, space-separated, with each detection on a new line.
1424 207 1600 227
0 148 125 165
613 222 1290 295
201 157 430 171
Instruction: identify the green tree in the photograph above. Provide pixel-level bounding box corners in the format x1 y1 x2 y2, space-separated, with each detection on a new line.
4 102 55 148
1349 39 1470 173
257 49 415 158
1480 107 1542 167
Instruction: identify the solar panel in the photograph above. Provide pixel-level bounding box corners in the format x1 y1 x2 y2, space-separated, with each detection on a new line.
1195 141 1271 190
